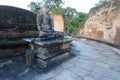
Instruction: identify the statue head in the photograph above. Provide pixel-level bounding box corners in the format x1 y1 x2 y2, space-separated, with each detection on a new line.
41 4 49 14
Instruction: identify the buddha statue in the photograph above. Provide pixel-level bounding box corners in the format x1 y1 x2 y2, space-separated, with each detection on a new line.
37 5 63 40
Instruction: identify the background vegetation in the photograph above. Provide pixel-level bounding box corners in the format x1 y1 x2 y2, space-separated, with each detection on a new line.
28 0 111 33
28 0 88 33
95 0 111 7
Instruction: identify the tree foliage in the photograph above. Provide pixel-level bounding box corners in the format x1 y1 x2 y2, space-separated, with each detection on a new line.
43 0 64 8
65 12 88 33
28 0 88 33
95 0 111 6
28 2 42 14
41 0 65 14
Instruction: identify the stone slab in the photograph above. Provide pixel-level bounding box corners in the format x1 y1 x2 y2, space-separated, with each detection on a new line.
30 42 71 54
1 39 120 80
54 70 83 80
35 52 73 69
36 49 70 60
23 37 73 47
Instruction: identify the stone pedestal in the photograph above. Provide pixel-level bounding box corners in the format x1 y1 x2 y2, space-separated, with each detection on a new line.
23 37 73 69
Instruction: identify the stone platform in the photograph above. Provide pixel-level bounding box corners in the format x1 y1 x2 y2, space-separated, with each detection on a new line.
1 39 120 80
23 37 73 69
36 52 72 69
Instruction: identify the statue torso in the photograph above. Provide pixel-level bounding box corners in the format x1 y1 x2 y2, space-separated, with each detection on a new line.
37 13 54 31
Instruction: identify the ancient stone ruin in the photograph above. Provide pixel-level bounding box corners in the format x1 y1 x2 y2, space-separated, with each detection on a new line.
0 6 37 58
0 5 37 39
23 5 73 69
0 6 66 59
79 1 120 46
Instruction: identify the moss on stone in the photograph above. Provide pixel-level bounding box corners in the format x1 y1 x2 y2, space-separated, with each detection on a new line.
0 40 28 48
0 5 37 31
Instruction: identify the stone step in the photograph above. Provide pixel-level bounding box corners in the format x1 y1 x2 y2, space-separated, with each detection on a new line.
35 52 73 69
36 49 70 60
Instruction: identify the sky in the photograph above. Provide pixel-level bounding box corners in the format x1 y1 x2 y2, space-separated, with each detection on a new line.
0 0 100 13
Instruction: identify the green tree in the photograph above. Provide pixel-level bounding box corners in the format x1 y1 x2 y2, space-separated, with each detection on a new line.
65 7 77 16
78 12 88 29
43 0 64 14
28 0 64 14
95 0 111 6
43 0 64 8
28 0 88 33
65 12 88 33
28 1 42 14
64 7 78 33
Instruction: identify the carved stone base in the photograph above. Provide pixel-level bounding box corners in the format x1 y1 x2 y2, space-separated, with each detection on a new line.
23 37 73 69
36 49 70 60
35 52 72 69
39 31 64 40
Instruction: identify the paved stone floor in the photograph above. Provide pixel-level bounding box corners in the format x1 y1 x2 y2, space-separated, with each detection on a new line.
0 38 120 80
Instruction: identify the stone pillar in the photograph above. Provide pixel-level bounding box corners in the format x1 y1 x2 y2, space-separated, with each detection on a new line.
53 15 64 32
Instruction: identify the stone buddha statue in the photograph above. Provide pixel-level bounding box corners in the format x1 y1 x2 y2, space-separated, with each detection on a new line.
37 5 54 32
37 5 63 40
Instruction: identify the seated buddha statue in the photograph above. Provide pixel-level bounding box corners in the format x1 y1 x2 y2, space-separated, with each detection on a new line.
37 5 63 40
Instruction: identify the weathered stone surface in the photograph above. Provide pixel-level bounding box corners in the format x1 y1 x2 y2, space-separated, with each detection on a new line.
79 1 120 46
0 6 64 39
0 47 26 59
68 66 90 77
35 52 72 69
0 5 38 39
0 6 38 58
0 39 28 58
0 40 27 48
29 6 72 69
54 70 83 80
53 15 64 32
24 37 72 60
36 49 70 60
114 27 120 44
0 6 65 59
0 31 38 39
1 39 120 80
23 37 72 47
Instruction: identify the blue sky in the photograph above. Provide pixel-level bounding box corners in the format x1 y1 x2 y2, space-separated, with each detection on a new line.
0 0 99 13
